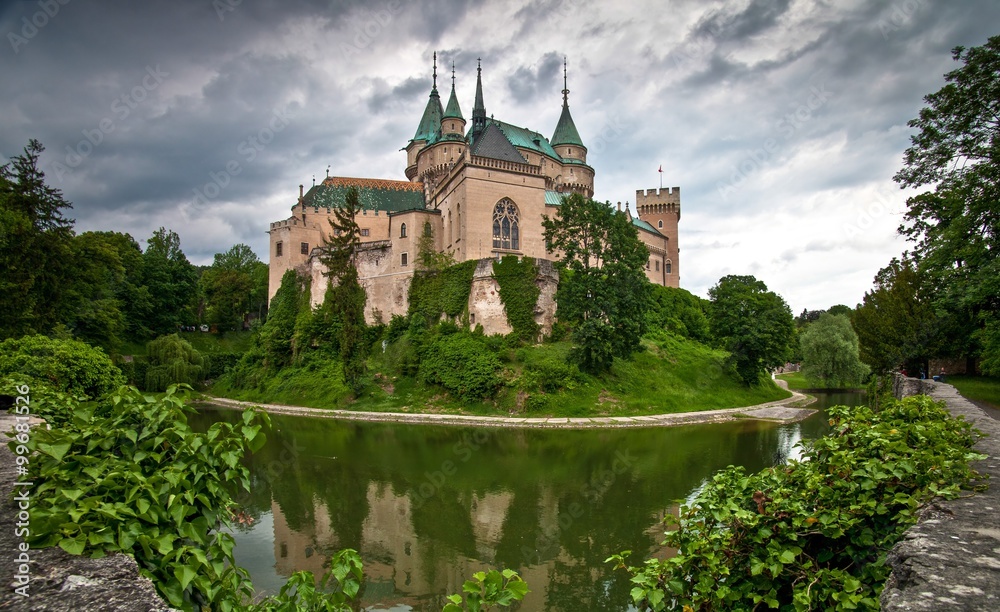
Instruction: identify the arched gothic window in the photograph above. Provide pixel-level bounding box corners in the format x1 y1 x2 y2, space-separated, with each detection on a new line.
666 260 673 274
400 223 407 238
492 199 520 250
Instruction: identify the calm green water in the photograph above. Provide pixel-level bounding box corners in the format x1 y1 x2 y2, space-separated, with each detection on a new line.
192 392 863 611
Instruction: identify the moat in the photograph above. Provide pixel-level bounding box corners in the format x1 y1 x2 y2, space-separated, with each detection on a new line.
192 392 864 611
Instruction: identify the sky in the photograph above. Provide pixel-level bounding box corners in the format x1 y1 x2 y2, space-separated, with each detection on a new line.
2 0 997 315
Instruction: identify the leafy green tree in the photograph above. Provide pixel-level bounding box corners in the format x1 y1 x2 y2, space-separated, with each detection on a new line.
140 227 199 336
145 333 205 391
799 313 869 387
542 193 650 372
708 275 794 386
894 36 1000 369
0 139 75 338
200 243 268 332
853 258 936 376
318 186 369 395
646 285 711 344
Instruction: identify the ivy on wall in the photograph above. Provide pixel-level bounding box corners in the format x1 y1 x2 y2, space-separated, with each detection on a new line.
408 260 478 324
493 256 540 342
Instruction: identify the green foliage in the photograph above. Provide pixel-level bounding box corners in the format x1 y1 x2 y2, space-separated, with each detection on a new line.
443 569 529 612
800 313 870 387
646 285 711 344
203 352 241 380
610 394 985 611
0 139 75 338
248 549 364 611
0 334 124 401
492 256 540 342
200 243 268 332
853 258 936 375
409 260 478 325
893 36 1000 369
709 275 795 386
145 334 205 392
141 227 199 336
12 386 269 610
421 332 503 401
542 193 651 372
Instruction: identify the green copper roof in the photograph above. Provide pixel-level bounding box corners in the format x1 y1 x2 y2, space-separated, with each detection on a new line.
632 217 663 236
412 90 443 142
469 119 562 161
544 190 563 206
301 178 426 213
551 104 584 147
444 84 463 120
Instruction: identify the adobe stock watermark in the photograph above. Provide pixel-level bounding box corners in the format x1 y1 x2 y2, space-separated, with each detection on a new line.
716 83 834 201
589 113 626 155
52 65 170 181
877 0 926 40
11 384 33 598
213 0 242 22
339 0 407 58
842 191 898 239
410 428 495 510
523 448 635 565
191 105 294 206
7 0 71 55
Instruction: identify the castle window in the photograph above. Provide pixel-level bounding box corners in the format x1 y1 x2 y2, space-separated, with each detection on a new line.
658 220 663 229
646 259 651 270
655 261 660 272
424 222 432 237
401 253 408 266
276 242 283 257
666 261 672 274
300 242 309 255
361 228 370 237
400 223 407 238
492 199 520 250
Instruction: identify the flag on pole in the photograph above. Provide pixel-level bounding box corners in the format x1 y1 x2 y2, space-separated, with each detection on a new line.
658 165 662 173
658 164 663 189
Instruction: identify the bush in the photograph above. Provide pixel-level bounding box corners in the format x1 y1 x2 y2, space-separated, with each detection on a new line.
421 333 503 401
0 334 124 400
611 394 985 610
204 351 241 380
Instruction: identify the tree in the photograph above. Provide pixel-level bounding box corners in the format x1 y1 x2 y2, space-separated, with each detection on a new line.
140 227 199 336
708 275 794 386
201 243 268 332
318 187 368 395
0 139 75 337
542 194 650 372
894 36 1000 369
799 313 869 387
853 258 936 376
646 284 711 344
145 333 205 392
0 334 124 400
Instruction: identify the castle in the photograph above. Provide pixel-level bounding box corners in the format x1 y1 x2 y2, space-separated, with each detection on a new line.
268 55 680 334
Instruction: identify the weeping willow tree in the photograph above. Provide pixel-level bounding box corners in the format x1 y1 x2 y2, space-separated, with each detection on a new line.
145 333 205 391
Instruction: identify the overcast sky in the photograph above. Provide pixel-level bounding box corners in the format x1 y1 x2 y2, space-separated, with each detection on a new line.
3 0 997 314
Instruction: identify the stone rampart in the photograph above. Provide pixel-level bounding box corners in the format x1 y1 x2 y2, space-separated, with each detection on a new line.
881 376 1000 610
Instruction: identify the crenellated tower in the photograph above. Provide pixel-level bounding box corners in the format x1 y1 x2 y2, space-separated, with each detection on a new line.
635 187 681 287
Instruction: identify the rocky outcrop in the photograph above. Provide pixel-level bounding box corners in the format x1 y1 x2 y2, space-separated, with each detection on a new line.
881 378 1000 610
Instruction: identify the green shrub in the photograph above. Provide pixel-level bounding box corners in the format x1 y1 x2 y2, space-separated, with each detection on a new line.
0 334 124 400
421 333 503 401
145 334 205 392
493 256 540 342
409 260 477 325
204 352 240 380
610 394 985 610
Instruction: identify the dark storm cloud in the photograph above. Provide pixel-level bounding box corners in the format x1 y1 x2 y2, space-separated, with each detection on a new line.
367 76 430 113
507 51 563 104
693 0 793 42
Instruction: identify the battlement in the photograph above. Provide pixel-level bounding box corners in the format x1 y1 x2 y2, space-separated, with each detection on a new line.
636 187 680 203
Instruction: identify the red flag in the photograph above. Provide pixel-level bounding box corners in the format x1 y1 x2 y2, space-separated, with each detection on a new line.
658 165 663 173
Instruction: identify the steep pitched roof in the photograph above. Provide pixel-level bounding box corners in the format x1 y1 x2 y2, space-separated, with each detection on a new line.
470 122 527 163
444 81 463 120
301 177 425 213
551 104 584 147
412 90 443 142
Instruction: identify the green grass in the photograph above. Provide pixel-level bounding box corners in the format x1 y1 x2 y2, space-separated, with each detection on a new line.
119 331 255 356
776 370 863 391
948 375 1000 409
209 331 791 418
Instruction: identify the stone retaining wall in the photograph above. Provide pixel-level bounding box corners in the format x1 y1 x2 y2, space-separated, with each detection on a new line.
881 376 1000 610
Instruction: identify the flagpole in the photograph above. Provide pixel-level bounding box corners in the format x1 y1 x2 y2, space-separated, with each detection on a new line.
658 164 663 190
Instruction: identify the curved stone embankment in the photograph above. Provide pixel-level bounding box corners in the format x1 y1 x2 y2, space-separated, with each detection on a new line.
200 389 817 429
0 416 174 611
881 378 1000 611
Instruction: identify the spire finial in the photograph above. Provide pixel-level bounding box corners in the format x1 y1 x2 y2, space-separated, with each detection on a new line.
432 51 438 91
451 62 456 88
562 56 569 107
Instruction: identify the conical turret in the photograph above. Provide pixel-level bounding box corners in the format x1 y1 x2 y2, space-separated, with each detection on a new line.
471 58 486 143
412 52 444 143
551 58 585 158
443 62 466 137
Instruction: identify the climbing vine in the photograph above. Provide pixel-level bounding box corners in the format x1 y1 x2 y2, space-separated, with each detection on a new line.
408 260 478 325
493 255 540 342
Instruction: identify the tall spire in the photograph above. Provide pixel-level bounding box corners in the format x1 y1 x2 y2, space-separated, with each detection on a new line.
432 51 438 93
471 57 486 142
444 60 464 121
551 56 584 149
411 51 444 143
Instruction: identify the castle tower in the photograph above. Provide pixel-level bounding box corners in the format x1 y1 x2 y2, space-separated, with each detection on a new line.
442 62 466 138
471 58 486 144
635 187 681 287
405 52 444 179
551 58 586 164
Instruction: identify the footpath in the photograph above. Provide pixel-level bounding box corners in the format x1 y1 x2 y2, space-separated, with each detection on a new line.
201 387 818 429
881 377 1000 610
